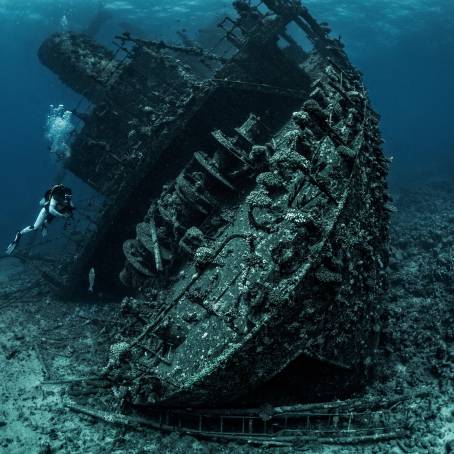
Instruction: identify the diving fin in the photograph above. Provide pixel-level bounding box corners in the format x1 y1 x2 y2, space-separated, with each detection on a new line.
6 232 21 255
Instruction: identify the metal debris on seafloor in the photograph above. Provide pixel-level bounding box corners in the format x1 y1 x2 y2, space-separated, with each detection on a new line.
38 0 391 408
66 391 429 446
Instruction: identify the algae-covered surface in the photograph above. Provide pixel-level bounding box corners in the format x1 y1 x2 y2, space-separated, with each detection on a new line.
0 179 452 453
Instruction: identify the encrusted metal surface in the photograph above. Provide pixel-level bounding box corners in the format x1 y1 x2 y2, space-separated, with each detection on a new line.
38 0 390 407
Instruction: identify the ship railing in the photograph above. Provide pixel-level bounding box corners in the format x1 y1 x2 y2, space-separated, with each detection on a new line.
210 0 286 57
64 391 429 447
160 406 409 435
70 36 134 135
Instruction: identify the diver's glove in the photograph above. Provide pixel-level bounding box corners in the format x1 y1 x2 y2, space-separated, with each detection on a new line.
6 232 22 255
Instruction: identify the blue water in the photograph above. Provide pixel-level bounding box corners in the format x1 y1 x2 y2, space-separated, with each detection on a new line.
0 0 453 243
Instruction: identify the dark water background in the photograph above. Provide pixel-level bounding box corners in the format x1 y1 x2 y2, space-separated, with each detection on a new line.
0 0 453 244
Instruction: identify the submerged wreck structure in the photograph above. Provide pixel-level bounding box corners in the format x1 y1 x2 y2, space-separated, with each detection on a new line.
37 0 391 412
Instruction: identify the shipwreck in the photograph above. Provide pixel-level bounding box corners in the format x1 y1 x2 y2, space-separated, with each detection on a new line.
36 0 391 408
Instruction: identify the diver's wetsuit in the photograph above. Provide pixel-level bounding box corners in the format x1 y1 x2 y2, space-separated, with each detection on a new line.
6 187 74 255
20 197 70 235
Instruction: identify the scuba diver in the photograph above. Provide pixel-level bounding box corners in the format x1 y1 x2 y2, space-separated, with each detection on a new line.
6 184 75 255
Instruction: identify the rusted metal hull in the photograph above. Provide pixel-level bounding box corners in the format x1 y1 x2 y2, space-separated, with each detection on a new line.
39 0 390 406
